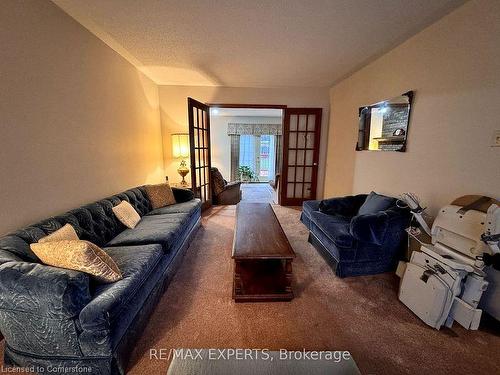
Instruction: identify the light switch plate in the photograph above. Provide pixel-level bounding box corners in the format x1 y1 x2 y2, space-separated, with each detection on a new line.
492 130 500 147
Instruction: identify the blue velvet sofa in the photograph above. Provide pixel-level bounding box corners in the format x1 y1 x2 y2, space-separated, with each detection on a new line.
0 186 201 374
301 192 410 278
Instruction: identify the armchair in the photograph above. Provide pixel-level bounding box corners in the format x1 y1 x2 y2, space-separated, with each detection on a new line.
210 167 242 205
301 192 410 277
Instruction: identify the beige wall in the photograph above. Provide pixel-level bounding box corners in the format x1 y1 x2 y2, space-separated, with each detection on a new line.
324 0 500 215
0 0 164 234
211 115 282 179
158 85 330 197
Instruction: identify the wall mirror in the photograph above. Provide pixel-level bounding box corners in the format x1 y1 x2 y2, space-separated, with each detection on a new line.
356 91 414 152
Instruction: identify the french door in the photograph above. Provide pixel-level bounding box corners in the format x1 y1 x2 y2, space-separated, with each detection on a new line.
280 108 322 206
188 98 212 210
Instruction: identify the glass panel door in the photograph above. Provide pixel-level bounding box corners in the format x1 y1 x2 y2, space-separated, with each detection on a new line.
188 98 212 210
280 108 322 206
258 135 275 182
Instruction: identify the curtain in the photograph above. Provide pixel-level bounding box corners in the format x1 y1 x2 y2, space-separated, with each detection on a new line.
228 123 283 181
227 123 282 135
239 135 256 172
275 135 282 175
230 135 240 181
267 135 276 181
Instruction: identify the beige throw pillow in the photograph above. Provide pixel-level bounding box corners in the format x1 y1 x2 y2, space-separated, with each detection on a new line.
39 223 78 243
144 183 176 209
30 240 122 283
113 201 141 229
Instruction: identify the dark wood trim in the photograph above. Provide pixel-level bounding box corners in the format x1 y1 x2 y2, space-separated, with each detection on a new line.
280 108 322 206
206 103 287 109
399 90 414 152
188 97 212 210
356 90 414 152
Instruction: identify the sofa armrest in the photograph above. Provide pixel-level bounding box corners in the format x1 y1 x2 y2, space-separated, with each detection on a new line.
216 182 241 205
319 194 368 217
0 261 91 319
350 208 409 246
172 187 195 203
225 181 241 189
349 212 390 245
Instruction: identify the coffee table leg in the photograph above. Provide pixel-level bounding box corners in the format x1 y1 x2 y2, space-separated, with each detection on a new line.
285 260 293 295
234 260 242 298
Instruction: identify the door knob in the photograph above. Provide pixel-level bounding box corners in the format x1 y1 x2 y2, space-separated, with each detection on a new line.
313 162 318 166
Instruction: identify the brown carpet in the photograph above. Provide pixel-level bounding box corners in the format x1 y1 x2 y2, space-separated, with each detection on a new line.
125 205 499 374
241 183 276 204
1 205 498 374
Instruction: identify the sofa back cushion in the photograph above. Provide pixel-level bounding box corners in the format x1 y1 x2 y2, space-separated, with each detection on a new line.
211 167 227 195
358 191 396 215
0 187 153 263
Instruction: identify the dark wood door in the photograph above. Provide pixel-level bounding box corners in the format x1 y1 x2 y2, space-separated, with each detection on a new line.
280 108 322 206
188 98 212 210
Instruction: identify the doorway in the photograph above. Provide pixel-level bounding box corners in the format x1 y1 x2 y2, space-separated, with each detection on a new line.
187 100 322 206
208 106 284 204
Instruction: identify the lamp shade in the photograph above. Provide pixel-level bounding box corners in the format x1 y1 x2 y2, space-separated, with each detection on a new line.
171 133 189 159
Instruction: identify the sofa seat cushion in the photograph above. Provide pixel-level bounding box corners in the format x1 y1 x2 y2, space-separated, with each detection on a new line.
310 211 354 249
105 214 189 252
146 199 201 216
79 244 163 333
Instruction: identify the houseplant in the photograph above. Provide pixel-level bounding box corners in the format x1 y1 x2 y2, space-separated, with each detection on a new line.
238 166 255 182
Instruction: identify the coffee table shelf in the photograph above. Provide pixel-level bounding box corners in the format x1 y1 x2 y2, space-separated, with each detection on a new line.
232 203 295 302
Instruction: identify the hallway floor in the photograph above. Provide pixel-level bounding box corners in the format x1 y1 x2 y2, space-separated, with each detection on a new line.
240 183 277 204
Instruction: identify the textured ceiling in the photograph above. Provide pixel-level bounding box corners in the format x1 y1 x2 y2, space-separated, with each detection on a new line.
52 0 465 87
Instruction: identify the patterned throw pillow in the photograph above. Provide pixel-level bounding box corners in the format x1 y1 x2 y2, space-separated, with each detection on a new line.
39 223 78 243
30 240 122 283
144 183 176 209
113 201 141 229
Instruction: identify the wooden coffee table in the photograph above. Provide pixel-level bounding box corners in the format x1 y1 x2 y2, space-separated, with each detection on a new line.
232 203 295 302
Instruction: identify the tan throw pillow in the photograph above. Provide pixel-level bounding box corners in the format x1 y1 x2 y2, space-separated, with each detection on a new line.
113 201 141 229
39 223 78 243
30 240 122 283
144 183 176 209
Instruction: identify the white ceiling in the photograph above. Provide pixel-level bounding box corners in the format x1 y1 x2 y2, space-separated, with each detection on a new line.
210 108 282 117
52 0 465 88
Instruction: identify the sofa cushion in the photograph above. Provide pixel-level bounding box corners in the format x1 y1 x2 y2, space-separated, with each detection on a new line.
319 194 368 217
108 187 152 217
79 244 163 332
358 191 395 215
105 213 189 252
147 199 201 216
144 183 176 209
310 211 354 248
30 240 122 283
112 201 141 229
38 224 79 243
172 187 195 203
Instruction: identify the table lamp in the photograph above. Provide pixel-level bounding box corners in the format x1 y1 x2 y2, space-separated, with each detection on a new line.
171 133 190 186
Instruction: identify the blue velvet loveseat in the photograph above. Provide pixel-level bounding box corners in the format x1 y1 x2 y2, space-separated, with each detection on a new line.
301 192 410 278
0 186 201 374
